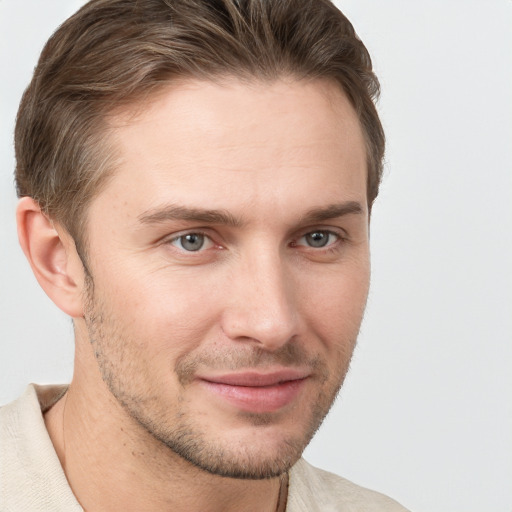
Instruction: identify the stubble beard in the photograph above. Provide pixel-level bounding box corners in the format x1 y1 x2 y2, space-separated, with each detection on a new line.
83 277 356 480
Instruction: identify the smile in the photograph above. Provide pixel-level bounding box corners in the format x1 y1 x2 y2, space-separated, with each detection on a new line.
197 370 309 413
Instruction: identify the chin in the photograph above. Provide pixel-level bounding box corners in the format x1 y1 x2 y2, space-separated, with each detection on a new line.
167 435 305 480
148 411 322 479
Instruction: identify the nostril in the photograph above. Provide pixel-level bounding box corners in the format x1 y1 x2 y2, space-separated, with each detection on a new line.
220 306 298 351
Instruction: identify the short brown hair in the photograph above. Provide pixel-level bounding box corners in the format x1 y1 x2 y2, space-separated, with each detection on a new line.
15 0 385 249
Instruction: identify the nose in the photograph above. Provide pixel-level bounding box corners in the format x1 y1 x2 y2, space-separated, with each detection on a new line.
220 249 300 351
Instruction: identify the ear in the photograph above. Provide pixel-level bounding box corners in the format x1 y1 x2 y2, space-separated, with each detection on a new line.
16 197 86 318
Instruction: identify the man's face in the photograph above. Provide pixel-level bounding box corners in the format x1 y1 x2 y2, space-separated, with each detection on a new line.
79 78 370 478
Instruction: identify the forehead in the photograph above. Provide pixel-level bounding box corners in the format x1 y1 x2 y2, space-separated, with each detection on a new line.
94 78 367 224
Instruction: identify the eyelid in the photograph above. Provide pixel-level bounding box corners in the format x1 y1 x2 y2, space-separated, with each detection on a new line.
159 225 348 251
163 229 218 251
294 225 348 241
294 230 339 247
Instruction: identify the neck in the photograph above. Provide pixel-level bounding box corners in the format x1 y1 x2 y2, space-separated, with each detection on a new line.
44 372 287 512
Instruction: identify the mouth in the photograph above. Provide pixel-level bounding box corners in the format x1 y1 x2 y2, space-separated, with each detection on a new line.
197 370 309 414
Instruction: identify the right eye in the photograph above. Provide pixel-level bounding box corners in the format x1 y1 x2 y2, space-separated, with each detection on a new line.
169 232 213 252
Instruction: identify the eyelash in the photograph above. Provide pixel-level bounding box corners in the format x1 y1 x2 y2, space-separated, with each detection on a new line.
164 228 346 255
292 230 342 250
167 231 215 252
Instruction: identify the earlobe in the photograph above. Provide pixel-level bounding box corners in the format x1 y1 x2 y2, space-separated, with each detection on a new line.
16 197 85 318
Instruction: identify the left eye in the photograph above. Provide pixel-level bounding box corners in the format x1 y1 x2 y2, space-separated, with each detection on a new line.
170 233 212 252
297 230 338 248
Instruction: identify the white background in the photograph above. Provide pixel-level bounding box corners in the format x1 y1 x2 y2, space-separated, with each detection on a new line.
1 1 511 511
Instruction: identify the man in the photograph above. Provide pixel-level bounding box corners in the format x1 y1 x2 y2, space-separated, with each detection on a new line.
0 0 409 510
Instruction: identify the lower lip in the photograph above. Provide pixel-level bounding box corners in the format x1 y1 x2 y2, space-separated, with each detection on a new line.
199 379 306 413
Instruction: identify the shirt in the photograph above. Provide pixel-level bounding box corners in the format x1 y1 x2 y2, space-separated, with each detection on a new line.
0 385 410 511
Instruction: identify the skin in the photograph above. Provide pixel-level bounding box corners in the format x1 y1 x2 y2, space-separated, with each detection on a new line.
18 78 370 512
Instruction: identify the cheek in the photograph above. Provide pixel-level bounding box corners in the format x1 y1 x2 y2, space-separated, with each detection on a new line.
299 260 370 342
94 266 223 361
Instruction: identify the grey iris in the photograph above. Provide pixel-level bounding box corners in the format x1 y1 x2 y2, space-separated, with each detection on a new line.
306 231 329 248
181 233 205 251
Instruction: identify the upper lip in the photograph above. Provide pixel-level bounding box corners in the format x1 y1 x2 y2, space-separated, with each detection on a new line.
198 369 310 387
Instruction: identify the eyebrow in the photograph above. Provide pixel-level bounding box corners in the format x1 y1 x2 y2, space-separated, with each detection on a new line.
138 201 364 227
299 201 364 224
138 204 242 227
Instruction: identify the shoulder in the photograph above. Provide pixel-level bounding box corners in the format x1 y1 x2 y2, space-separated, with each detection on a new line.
0 384 67 437
287 458 410 512
1 384 82 512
